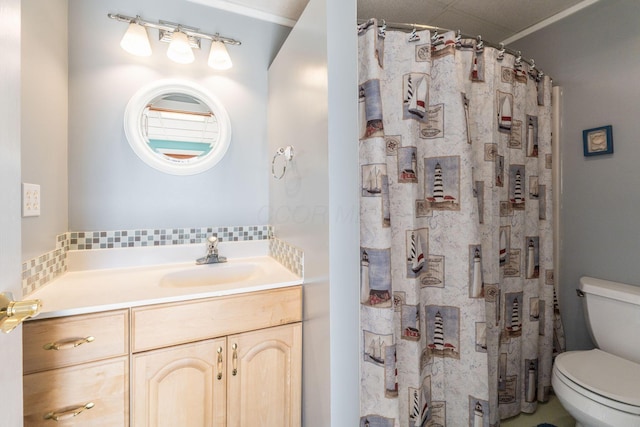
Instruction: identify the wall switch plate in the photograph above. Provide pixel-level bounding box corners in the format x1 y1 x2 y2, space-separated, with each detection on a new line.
22 183 41 217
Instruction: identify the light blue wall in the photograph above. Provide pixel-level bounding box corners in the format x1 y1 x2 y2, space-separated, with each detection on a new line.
21 0 68 261
513 1 640 350
68 0 290 231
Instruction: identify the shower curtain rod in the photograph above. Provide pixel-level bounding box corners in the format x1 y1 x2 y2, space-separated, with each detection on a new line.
357 19 543 76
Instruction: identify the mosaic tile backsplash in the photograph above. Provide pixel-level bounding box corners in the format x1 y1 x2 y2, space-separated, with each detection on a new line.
67 225 271 250
269 237 304 277
22 233 69 295
23 225 303 295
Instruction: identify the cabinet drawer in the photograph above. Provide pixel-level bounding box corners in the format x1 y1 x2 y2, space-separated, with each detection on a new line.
132 286 302 352
23 310 129 374
23 356 129 427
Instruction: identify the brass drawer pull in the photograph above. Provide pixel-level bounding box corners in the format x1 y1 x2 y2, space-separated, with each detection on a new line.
232 343 238 376
43 336 95 351
217 346 223 380
44 402 95 421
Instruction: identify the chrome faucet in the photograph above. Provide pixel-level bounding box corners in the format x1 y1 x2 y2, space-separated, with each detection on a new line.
196 235 227 265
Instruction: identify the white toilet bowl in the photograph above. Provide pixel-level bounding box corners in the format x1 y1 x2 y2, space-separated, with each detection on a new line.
552 349 640 427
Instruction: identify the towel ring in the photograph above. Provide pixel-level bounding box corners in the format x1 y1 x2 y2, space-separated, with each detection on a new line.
272 146 294 179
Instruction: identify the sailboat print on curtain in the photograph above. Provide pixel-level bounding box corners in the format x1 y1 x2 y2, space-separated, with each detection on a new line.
406 229 428 278
363 330 393 366
403 73 429 120
497 91 513 132
362 163 387 197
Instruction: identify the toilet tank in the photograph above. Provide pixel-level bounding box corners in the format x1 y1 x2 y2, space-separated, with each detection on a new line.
580 276 640 364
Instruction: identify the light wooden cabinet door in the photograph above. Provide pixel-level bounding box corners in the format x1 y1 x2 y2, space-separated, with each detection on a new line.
227 323 302 427
132 338 226 427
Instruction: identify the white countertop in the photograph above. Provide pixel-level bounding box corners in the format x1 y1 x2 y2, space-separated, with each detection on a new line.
28 241 301 319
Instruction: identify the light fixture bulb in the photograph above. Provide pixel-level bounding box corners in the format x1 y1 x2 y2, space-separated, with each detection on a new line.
208 40 232 70
120 22 152 57
167 30 194 64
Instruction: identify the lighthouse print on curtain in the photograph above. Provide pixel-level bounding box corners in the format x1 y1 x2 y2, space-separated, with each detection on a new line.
358 20 565 426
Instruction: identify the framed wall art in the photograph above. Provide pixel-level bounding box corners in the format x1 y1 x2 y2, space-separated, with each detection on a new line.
583 125 613 156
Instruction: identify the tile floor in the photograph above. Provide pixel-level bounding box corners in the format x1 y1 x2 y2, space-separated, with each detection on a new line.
501 395 576 427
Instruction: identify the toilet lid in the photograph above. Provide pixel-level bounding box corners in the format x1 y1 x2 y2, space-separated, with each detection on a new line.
555 349 640 408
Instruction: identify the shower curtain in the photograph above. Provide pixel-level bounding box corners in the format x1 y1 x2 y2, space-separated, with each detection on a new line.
358 21 565 426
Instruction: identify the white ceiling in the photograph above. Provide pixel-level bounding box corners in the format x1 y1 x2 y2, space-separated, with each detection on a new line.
357 0 599 44
192 0 599 45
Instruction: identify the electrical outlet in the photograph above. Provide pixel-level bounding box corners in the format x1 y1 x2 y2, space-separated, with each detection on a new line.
22 183 41 217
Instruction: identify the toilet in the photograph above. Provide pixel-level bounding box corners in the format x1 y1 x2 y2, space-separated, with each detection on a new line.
552 276 640 427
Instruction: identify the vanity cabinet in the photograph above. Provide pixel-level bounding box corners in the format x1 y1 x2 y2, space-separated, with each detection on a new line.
226 323 302 427
132 338 227 426
130 286 302 427
22 286 301 427
22 309 130 426
132 323 301 427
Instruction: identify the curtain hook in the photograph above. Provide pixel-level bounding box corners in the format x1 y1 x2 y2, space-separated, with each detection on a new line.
497 42 505 61
378 19 386 38
408 26 420 42
475 35 484 52
431 28 440 43
515 51 523 68
528 59 539 80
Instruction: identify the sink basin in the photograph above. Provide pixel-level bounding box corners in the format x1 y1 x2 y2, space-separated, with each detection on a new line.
160 263 262 288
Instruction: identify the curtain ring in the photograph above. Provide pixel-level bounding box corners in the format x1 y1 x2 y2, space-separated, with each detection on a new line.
475 35 484 52
497 43 505 61
408 27 420 43
272 146 294 179
378 20 387 38
515 51 523 68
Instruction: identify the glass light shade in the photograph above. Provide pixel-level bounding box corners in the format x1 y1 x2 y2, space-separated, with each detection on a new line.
167 31 194 64
120 22 152 57
208 40 232 70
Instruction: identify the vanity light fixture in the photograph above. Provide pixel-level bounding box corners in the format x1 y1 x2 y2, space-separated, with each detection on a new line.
208 38 232 70
119 17 152 57
108 13 241 69
166 28 195 64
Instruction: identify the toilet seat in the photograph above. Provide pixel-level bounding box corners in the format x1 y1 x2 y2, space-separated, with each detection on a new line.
554 349 640 414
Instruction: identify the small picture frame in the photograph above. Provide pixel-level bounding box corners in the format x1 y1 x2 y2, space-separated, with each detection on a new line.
583 125 613 156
